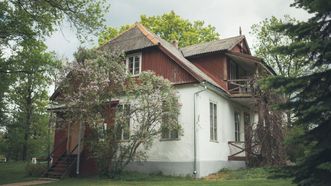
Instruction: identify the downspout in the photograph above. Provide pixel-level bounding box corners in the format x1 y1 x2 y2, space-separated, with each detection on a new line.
193 81 207 178
76 113 83 175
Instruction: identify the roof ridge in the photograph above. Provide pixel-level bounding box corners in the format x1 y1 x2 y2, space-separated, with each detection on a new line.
180 35 245 50
135 23 160 45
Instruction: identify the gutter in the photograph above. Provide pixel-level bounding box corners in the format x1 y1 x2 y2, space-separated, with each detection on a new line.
193 81 207 177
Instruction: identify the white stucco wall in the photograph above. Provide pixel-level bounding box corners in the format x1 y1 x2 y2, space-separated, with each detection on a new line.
145 84 199 162
128 84 258 177
195 88 256 176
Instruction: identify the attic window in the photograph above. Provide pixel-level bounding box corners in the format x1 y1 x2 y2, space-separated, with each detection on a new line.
126 53 142 75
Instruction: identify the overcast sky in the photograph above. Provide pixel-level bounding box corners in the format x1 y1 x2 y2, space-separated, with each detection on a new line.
45 0 311 60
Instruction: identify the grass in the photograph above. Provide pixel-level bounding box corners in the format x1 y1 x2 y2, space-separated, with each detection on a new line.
0 161 38 185
44 178 294 186
0 162 295 186
44 169 294 186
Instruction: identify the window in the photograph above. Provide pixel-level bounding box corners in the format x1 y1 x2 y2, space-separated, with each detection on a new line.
161 102 179 140
126 53 141 75
97 122 108 142
230 61 238 80
161 127 179 140
210 102 217 141
244 112 250 127
116 104 130 140
234 112 241 142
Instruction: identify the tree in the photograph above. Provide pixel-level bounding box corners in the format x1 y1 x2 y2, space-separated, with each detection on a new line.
4 39 60 160
250 16 308 77
265 0 331 185
0 0 109 47
57 48 180 176
250 16 312 163
98 11 220 47
0 0 109 159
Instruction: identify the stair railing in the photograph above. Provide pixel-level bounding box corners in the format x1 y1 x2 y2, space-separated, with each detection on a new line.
46 137 68 168
42 137 68 177
60 144 79 178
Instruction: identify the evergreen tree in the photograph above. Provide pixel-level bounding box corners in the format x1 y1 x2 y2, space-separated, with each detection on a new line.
266 0 331 185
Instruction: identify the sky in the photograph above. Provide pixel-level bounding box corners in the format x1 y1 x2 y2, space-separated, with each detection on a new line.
45 0 311 61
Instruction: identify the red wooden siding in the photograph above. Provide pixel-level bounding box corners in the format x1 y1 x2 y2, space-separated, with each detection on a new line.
188 53 228 90
53 128 67 163
231 41 250 54
142 47 197 84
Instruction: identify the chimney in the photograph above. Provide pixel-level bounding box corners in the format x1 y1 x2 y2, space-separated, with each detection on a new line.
172 40 179 48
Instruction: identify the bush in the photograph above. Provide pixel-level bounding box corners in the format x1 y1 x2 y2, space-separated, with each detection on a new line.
25 163 47 177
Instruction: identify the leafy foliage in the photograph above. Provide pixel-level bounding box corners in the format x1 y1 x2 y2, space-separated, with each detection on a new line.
98 11 220 47
25 163 47 177
2 40 60 160
250 16 314 164
0 0 109 46
0 0 109 124
57 48 180 176
250 16 308 77
264 0 331 185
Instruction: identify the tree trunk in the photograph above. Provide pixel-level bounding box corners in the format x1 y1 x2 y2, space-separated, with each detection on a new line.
22 77 33 161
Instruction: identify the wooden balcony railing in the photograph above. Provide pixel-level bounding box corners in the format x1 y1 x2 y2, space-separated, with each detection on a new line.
228 141 246 161
228 141 261 161
227 79 254 95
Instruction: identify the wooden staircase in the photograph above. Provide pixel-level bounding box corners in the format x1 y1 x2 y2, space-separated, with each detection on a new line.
43 141 80 179
44 153 77 179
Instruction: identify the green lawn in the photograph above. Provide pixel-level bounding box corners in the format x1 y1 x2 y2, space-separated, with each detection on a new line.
0 162 295 186
44 178 294 186
0 161 37 185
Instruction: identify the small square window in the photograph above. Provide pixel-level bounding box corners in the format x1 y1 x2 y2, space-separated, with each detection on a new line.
126 53 141 75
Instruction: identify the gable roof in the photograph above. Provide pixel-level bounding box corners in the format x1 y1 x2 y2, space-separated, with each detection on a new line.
138 24 230 93
103 23 229 94
180 36 246 57
100 25 158 52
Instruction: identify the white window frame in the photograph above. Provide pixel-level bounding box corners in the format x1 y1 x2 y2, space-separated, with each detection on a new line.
126 53 142 76
210 101 218 142
116 104 130 141
234 111 241 142
160 102 179 141
97 122 108 142
161 127 179 141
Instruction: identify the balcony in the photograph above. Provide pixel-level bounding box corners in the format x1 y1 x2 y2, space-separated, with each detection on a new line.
226 79 256 106
227 79 254 96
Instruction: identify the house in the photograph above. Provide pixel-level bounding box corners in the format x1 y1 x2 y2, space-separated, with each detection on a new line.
46 23 274 179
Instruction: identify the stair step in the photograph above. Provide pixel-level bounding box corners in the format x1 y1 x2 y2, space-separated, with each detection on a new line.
44 153 78 179
47 175 61 179
51 167 66 171
48 172 63 176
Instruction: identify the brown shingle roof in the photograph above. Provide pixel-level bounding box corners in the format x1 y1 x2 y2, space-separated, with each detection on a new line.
135 23 228 93
102 24 252 94
101 25 158 52
180 36 245 57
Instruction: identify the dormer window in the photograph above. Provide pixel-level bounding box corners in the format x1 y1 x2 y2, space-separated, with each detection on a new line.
126 53 142 75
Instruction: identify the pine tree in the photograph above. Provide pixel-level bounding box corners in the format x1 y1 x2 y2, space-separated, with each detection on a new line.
267 0 331 185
